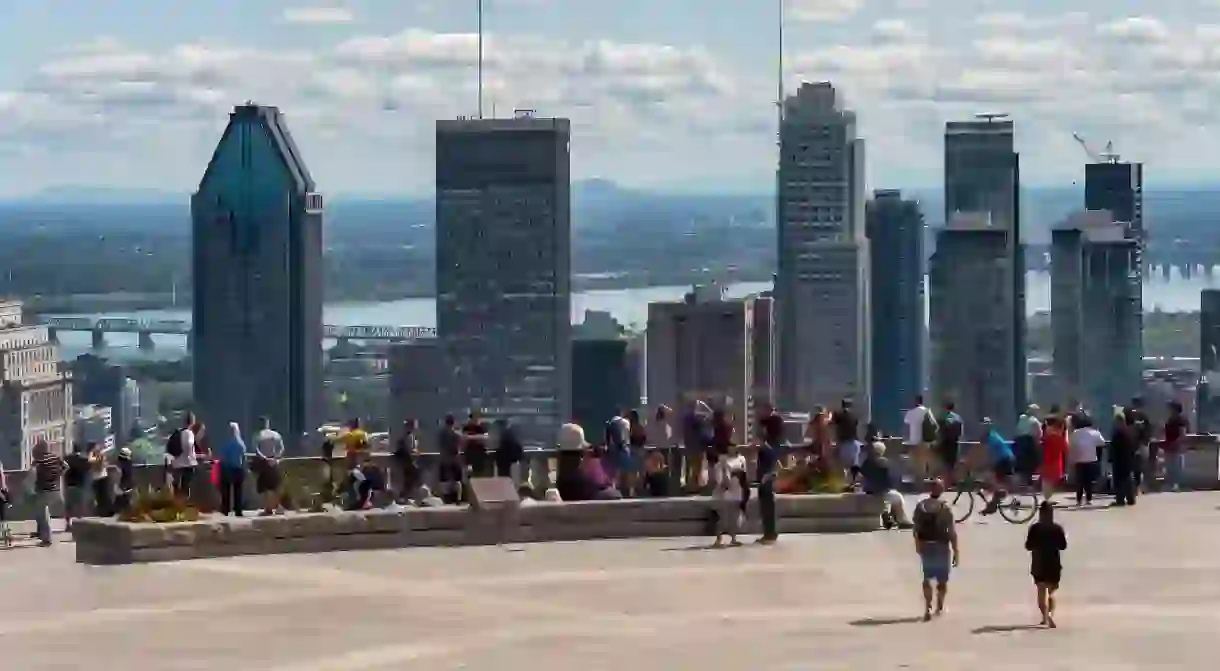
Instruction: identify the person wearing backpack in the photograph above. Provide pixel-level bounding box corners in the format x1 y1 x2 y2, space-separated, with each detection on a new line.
903 395 937 484
936 402 964 483
165 413 197 500
911 479 959 621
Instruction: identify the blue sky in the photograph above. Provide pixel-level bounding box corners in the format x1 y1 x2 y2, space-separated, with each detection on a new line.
0 0 1218 198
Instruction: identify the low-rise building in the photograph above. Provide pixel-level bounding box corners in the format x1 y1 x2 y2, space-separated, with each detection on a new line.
0 300 74 468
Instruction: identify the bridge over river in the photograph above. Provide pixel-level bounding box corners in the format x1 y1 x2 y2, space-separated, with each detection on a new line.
37 316 435 350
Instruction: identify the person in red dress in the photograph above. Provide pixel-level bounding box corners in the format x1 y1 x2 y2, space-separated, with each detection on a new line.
1040 412 1068 502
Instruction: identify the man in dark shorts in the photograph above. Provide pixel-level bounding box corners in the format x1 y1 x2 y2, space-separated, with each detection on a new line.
937 402 963 481
437 415 463 504
911 479 959 621
1025 501 1067 627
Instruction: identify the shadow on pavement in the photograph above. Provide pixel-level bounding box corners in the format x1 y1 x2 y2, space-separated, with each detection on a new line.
972 624 1043 634
848 616 926 627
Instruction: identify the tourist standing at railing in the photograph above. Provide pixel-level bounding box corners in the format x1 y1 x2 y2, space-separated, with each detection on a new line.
1040 414 1067 503
166 413 197 500
114 447 134 514
755 403 783 544
1125 397 1154 493
604 410 632 494
462 411 491 481
1067 417 1103 506
88 442 112 518
215 422 247 517
647 405 677 491
436 415 463 505
191 420 212 503
831 399 861 483
394 419 421 501
627 410 648 494
494 418 524 487
31 440 65 547
1162 401 1189 492
62 443 89 527
1015 405 1043 487
805 406 831 462
253 417 286 516
936 402 964 483
556 422 590 502
709 408 733 490
681 400 713 494
1109 408 1138 508
903 395 937 484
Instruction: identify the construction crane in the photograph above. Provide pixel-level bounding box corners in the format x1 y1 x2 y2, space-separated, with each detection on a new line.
1072 133 1122 163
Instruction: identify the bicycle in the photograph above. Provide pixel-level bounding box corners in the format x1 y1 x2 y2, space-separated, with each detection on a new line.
949 474 1040 524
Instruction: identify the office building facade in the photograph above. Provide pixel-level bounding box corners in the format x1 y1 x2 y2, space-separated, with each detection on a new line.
435 114 572 444
388 339 448 446
1199 290 1220 431
775 82 870 413
0 300 73 469
646 285 759 441
942 117 1026 422
191 104 324 450
1051 211 1141 415
1085 160 1145 353
866 190 927 434
930 215 1018 430
571 338 639 432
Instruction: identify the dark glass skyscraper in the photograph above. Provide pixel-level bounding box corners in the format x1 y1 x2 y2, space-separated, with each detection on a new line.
435 114 572 444
191 104 323 450
866 190 926 433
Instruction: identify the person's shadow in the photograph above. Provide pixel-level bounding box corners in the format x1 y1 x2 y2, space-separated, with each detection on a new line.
848 616 926 627
972 623 1044 634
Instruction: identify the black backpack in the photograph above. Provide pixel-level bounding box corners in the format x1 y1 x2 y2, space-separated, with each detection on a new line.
165 429 184 458
913 499 953 543
920 411 939 443
941 414 962 443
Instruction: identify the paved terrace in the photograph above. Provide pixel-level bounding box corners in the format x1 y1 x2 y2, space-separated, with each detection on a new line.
3 491 1219 669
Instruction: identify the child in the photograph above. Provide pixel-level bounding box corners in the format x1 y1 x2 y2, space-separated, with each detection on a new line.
1025 501 1068 627
710 443 749 547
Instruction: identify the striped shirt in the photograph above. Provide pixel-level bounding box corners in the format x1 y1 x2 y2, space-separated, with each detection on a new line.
34 452 65 492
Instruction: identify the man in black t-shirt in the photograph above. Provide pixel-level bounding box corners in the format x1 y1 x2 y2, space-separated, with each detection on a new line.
832 399 861 477
462 411 491 479
754 404 783 543
437 415 463 504
63 444 90 527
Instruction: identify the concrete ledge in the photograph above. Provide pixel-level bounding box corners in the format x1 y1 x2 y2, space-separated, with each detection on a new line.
72 493 884 565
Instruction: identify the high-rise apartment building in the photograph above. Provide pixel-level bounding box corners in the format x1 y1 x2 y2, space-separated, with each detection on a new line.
942 116 1025 421
775 82 870 413
1051 210 1141 415
866 190 927 434
0 300 73 469
646 285 760 441
1085 160 1145 355
191 104 324 450
435 113 572 444
930 214 1018 430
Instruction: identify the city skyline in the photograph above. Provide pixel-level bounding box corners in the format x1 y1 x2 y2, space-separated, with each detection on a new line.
1 1 1219 197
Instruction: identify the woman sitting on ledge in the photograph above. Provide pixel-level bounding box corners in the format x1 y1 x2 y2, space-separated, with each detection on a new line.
578 445 623 501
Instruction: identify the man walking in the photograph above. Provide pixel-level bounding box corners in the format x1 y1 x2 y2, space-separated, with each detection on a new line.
911 479 959 621
903 395 937 484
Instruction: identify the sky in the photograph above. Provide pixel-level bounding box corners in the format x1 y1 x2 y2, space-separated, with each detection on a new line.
0 0 1218 198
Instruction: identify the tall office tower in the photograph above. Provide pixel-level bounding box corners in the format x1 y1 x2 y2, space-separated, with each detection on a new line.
943 116 1025 420
388 339 448 445
1199 290 1220 431
929 213 1018 430
571 338 638 432
751 295 776 409
776 82 870 413
1085 160 1145 353
0 300 73 469
191 104 323 451
435 113 571 444
1051 210 1141 415
647 284 759 441
866 190 927 434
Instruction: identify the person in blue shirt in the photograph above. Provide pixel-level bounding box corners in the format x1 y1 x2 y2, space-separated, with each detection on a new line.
981 417 1016 515
216 422 248 517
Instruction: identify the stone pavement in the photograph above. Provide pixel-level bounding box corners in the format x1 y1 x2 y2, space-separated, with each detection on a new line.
3 492 1220 670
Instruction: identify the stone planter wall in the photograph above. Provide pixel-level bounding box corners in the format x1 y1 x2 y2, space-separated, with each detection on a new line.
71 493 885 565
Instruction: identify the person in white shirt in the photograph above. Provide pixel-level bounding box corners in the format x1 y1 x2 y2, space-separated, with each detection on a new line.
1068 421 1105 506
168 413 198 499
711 442 749 547
903 395 937 483
253 417 286 515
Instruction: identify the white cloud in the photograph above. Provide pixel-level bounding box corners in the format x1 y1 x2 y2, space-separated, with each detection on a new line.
282 7 355 25
788 0 863 23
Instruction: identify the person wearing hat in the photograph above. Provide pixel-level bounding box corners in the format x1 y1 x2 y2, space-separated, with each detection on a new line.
556 422 590 502
1015 405 1043 486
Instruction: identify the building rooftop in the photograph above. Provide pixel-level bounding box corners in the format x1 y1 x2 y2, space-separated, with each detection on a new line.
197 103 316 195
436 113 570 133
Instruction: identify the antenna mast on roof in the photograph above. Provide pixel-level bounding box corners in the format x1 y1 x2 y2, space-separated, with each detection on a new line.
478 0 484 119
776 0 785 145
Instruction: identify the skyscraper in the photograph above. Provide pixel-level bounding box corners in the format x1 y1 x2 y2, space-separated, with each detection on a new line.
1051 210 1141 415
941 116 1025 422
776 82 870 413
191 104 323 450
930 214 1017 429
1199 290 1220 431
435 113 571 444
1085 160 1144 359
866 190 926 434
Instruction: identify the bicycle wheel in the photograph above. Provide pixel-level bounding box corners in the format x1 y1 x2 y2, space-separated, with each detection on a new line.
949 488 975 523
998 491 1039 524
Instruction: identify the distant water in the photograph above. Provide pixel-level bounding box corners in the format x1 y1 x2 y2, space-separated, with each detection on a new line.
50 269 1219 362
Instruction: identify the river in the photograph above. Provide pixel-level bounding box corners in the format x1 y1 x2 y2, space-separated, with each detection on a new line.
49 269 1220 362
